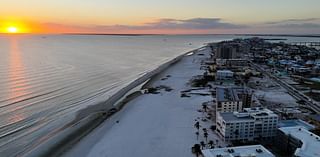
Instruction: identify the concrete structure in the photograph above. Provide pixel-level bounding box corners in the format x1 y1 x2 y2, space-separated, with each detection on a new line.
275 108 303 119
216 108 278 142
234 88 253 108
216 44 237 59
216 59 248 67
216 70 234 80
216 87 252 113
202 145 275 157
216 87 243 113
216 111 255 141
277 126 320 157
278 119 315 131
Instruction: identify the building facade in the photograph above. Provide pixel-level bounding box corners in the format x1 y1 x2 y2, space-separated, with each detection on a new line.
216 108 278 142
216 44 238 59
276 126 320 157
216 87 252 113
216 70 234 80
216 87 243 113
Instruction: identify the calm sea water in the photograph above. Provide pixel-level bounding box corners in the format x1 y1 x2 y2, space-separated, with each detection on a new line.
0 34 236 156
0 34 318 156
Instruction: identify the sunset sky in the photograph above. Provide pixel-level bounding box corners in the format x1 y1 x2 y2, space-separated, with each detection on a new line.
0 0 320 34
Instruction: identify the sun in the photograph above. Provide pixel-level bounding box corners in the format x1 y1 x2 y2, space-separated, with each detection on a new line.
7 26 19 33
1 21 32 34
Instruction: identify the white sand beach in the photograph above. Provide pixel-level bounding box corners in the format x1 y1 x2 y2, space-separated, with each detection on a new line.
62 46 227 157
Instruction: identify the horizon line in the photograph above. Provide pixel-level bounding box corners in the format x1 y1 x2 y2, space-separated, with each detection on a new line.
1 33 320 38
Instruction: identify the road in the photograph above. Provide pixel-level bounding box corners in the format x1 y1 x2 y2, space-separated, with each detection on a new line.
250 62 320 114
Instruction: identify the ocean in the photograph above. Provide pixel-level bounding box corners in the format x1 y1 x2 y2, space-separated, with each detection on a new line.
0 34 318 156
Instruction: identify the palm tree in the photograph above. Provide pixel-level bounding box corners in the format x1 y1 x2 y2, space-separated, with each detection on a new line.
193 144 201 157
202 104 208 112
200 141 206 149
204 132 208 142
208 140 214 149
195 131 199 140
194 121 200 131
203 128 207 133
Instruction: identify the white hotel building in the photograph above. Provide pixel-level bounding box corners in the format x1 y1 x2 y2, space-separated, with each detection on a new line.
202 145 275 157
216 108 278 142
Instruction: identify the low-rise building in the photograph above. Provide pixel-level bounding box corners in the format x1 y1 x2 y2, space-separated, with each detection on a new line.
216 87 252 113
216 108 278 142
216 87 243 113
202 145 275 157
277 126 320 157
216 59 248 67
278 119 315 131
216 70 234 80
275 108 303 119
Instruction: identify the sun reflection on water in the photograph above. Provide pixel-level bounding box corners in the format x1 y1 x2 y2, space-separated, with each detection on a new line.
7 37 28 123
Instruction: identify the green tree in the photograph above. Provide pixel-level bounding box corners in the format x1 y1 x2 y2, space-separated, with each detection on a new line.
202 104 208 112
194 121 200 131
204 132 208 142
208 140 214 149
193 144 202 157
200 141 206 149
195 132 199 140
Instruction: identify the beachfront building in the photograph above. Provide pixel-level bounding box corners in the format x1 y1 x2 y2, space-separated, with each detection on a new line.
216 44 237 59
202 145 275 157
216 70 234 80
216 108 278 142
216 87 242 113
216 87 252 113
276 126 320 157
216 59 248 67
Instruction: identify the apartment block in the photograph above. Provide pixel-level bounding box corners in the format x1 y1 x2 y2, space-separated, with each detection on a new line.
216 108 278 142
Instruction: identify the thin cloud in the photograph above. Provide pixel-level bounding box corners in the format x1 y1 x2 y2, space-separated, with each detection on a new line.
276 23 320 28
265 18 320 25
37 17 320 34
95 18 247 30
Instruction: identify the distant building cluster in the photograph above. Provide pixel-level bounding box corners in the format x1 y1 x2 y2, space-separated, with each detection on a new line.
201 37 320 157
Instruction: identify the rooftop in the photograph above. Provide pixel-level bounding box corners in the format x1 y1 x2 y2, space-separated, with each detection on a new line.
279 126 320 157
219 112 254 122
278 120 315 130
219 108 278 122
309 114 320 122
202 145 275 157
216 87 245 102
217 70 234 73
243 107 278 117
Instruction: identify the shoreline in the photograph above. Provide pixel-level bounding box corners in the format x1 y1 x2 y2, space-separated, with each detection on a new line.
22 45 207 157
62 44 224 157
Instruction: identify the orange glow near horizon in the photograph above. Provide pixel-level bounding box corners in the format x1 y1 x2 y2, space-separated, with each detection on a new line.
0 21 32 34
0 20 91 34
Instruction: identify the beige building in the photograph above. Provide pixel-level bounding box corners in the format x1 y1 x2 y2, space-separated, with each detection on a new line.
216 87 252 113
